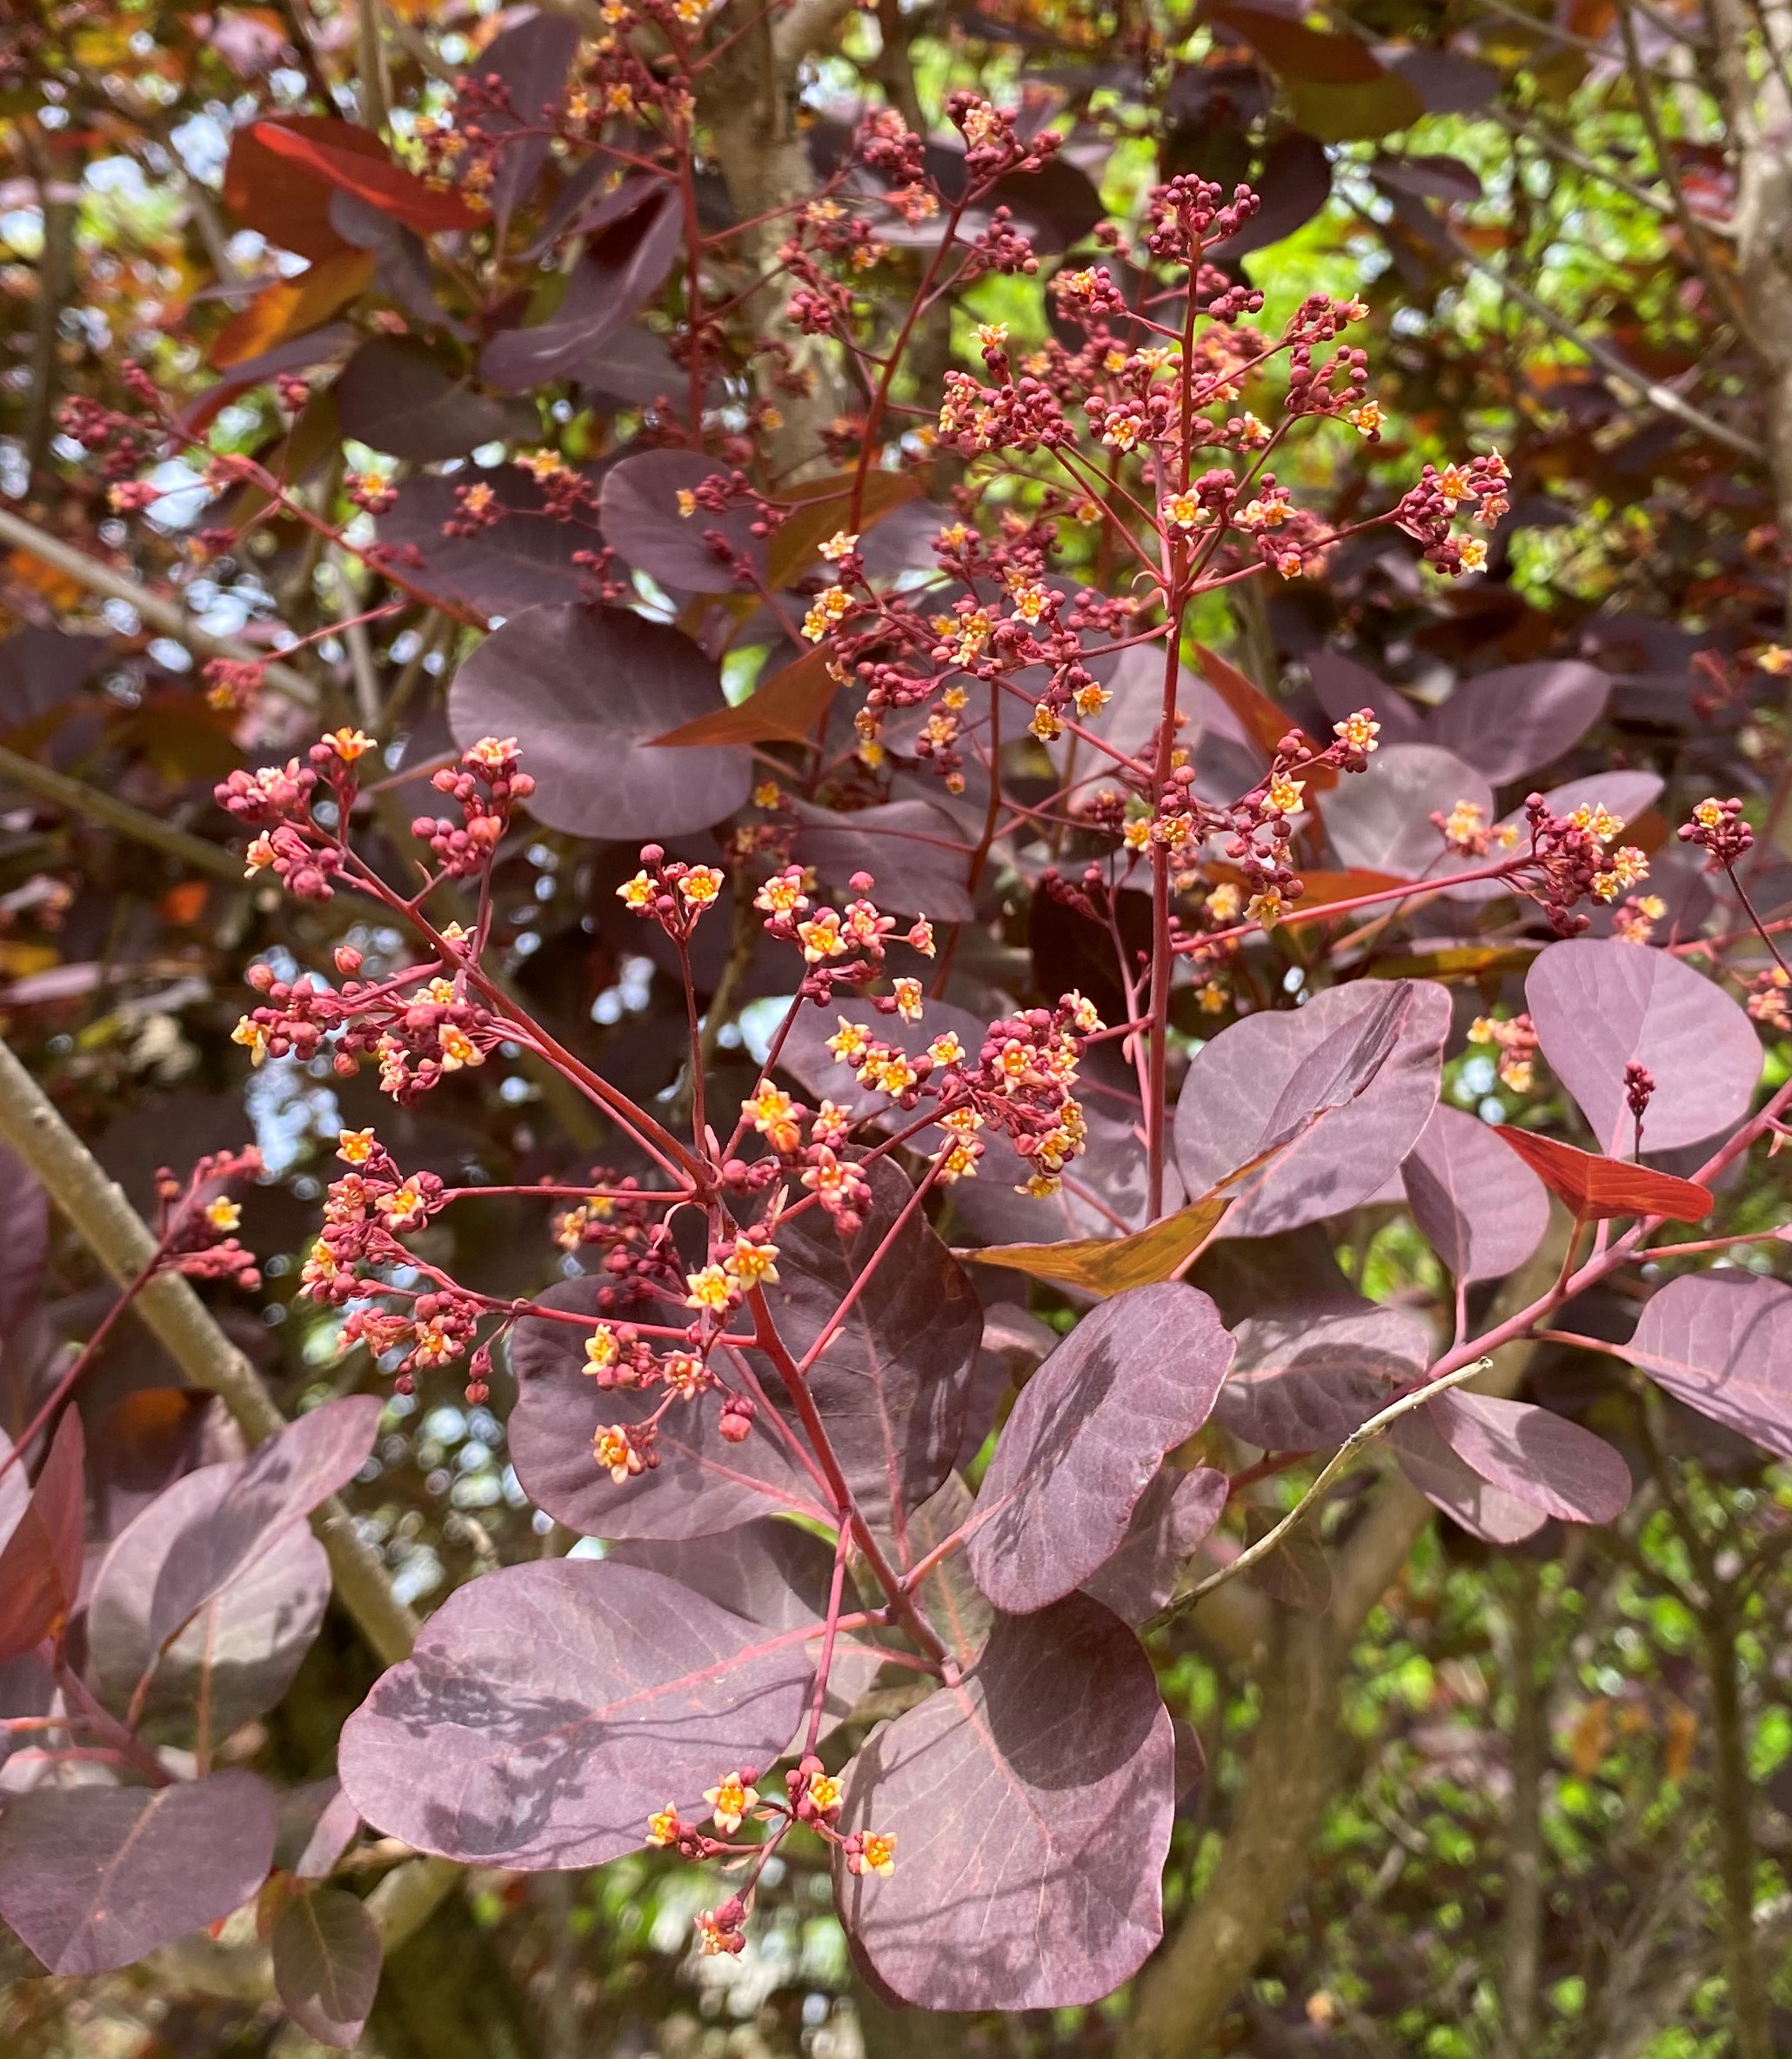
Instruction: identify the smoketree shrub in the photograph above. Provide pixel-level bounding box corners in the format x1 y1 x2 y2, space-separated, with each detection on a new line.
3 8 1790 2040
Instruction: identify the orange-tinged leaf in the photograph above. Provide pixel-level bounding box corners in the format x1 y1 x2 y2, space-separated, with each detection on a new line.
251 120 485 237
1568 1698 1610 1778
1190 642 1337 787
6 551 84 611
1207 864 1405 912
224 116 391 262
1493 1126 1714 1224
209 252 373 371
766 471 921 590
648 645 837 748
961 1194 1229 1298
1663 1701 1697 1782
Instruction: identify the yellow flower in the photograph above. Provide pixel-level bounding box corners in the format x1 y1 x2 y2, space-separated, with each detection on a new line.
338 1128 377 1165
584 1326 620 1374
593 1424 643 1483
685 1264 733 1313
244 833 277 876
797 912 847 961
1074 683 1112 717
1247 888 1286 929
1569 802 1627 841
1755 644 1792 675
326 726 377 762
438 1024 482 1071
725 1238 779 1287
754 867 809 917
1267 774 1306 816
802 587 853 643
1692 797 1725 828
893 977 924 1023
679 865 725 907
1458 537 1488 572
1332 711 1380 753
1347 400 1383 437
1436 462 1473 505
808 1771 843 1813
826 1018 871 1064
752 780 783 809
618 871 655 909
203 1197 241 1233
645 1805 680 1848
703 1772 759 1835
1207 883 1242 924
1031 702 1062 743
231 1016 269 1066
976 321 1008 349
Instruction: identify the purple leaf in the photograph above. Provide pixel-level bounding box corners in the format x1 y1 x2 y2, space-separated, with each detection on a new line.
598 448 769 592
0 1431 27 1550
0 1408 84 1664
896 1474 991 1668
1173 979 1450 1238
1614 1273 1792 1458
1080 1467 1227 1624
376 465 602 615
0 1769 277 1975
338 1559 814 1866
480 189 681 390
1402 1104 1550 1282
275 1778 362 1880
1387 46 1501 113
450 603 751 839
1388 1406 1548 1544
788 798 974 923
1370 152 1484 204
273 1887 383 2048
333 337 534 461
751 1158 982 1534
837 1594 1173 2009
1414 1391 1630 1523
507 1277 829 1538
89 1463 331 1745
965 1283 1233 1614
1305 650 1426 744
1321 743 1493 879
147 1395 378 1655
1526 939 1762 1155
1429 661 1608 785
1214 1303 1426 1448
478 11 580 236
605 1521 879 1732
1209 131 1330 257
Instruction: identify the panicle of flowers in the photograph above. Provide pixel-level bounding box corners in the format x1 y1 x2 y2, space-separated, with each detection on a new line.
1747 965 1791 1032
411 735 536 877
1511 791 1650 936
613 844 729 941
1678 795 1755 868
152 1146 265 1293
1468 1011 1540 1095
1393 452 1510 575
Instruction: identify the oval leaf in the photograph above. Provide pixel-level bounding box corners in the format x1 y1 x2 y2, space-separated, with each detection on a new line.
339 1559 815 1866
1526 938 1762 1154
838 1594 1173 2009
1419 1390 1630 1523
448 603 751 839
0 1408 85 1664
1174 979 1449 1238
960 1193 1229 1299
966 1282 1234 1614
1402 1103 1549 1282
0 1770 276 1975
1321 742 1493 879
1080 1467 1228 1624
1429 660 1608 785
273 1886 383 2048
1214 1302 1428 1449
1614 1273 1792 1459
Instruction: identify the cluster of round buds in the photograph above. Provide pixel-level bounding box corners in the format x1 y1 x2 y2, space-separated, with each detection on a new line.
300 1149 451 1307
935 368 1072 455
154 1146 264 1293
946 91 1060 182
755 866 931 997
202 657 268 712
1468 1012 1540 1096
1624 1060 1655 1132
614 846 727 940
216 758 318 828
342 1288 482 1393
1678 795 1754 868
1516 793 1650 935
1141 174 1260 264
57 391 157 478
1393 453 1510 573
412 737 535 878
857 104 926 183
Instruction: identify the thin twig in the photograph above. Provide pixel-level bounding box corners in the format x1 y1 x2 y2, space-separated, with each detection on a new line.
1160 1358 1494 1616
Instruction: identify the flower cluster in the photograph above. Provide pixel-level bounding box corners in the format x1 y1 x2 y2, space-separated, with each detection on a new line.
153 1146 265 1293
1468 1012 1540 1096
1678 795 1755 869
1393 453 1511 575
